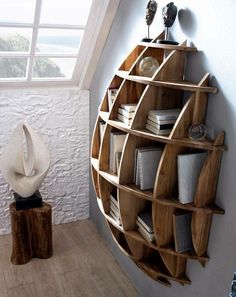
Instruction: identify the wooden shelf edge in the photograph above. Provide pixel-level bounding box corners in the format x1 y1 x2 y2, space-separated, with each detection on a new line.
106 120 225 151
138 41 197 52
156 197 225 215
91 157 99 171
99 111 109 121
137 261 191 285
97 197 209 262
116 70 217 93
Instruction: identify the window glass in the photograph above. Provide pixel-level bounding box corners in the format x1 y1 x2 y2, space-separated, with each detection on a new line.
40 0 93 26
0 28 32 52
0 0 36 23
32 57 76 78
0 58 28 78
36 29 83 54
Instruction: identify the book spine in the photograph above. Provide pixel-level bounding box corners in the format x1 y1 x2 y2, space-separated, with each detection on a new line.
118 107 135 118
146 124 171 135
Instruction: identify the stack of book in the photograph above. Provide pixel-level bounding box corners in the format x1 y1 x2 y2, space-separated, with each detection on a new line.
117 103 137 125
136 210 155 242
134 146 162 190
110 190 121 225
146 109 181 135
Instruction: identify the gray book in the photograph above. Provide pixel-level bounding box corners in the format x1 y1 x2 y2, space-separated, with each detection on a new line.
137 221 155 242
173 211 193 253
137 147 162 190
178 152 207 204
137 210 153 232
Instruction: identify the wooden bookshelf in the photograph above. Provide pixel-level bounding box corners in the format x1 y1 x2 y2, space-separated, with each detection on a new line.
91 32 225 286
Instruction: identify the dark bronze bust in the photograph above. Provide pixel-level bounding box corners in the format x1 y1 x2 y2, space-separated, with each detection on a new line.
142 0 158 42
146 0 158 26
162 2 177 28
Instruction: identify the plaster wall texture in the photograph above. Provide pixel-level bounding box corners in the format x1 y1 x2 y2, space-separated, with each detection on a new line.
90 0 236 296
0 88 89 235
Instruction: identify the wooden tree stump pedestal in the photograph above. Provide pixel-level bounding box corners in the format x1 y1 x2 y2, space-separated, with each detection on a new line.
10 202 53 265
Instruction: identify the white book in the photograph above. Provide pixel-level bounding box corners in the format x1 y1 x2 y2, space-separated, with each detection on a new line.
117 114 132 125
137 222 155 242
99 121 106 141
110 201 120 218
178 152 207 204
137 147 162 190
118 107 135 118
109 132 126 173
148 109 181 121
173 211 193 253
110 210 121 225
108 88 118 111
120 103 137 112
146 123 171 135
148 115 176 125
147 119 174 130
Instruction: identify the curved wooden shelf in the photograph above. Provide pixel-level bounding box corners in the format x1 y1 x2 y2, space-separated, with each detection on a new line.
105 118 224 151
91 32 225 286
97 197 209 263
116 70 217 93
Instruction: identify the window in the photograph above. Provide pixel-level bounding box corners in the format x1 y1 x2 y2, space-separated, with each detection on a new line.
0 0 93 85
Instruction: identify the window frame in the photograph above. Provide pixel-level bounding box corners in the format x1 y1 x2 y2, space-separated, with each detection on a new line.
0 0 92 87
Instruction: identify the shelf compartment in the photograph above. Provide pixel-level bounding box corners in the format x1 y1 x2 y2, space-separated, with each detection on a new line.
125 233 153 261
128 32 165 77
109 80 146 121
119 45 146 72
136 251 190 286
118 133 165 185
98 124 128 172
100 75 124 112
108 222 133 257
118 189 146 231
99 175 117 215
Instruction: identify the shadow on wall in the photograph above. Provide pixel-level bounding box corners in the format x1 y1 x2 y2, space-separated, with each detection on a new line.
178 8 197 37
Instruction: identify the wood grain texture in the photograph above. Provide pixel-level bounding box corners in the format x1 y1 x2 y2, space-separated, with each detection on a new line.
125 235 152 261
118 189 146 231
152 203 175 248
192 212 212 257
0 221 141 297
159 252 187 279
10 202 52 265
194 132 225 207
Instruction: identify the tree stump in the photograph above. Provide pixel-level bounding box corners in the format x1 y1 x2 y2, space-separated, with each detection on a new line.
10 202 52 265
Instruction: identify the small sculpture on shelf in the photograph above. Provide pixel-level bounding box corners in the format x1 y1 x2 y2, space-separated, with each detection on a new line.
0 123 50 210
138 56 159 77
157 2 178 45
188 123 207 140
142 0 158 42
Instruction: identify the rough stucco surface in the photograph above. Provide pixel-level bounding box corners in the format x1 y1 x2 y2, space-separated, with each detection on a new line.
0 88 89 235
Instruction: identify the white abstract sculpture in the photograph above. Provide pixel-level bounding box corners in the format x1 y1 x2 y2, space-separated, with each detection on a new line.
0 123 50 198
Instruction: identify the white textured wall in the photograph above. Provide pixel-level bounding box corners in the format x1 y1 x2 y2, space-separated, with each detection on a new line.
0 88 89 234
